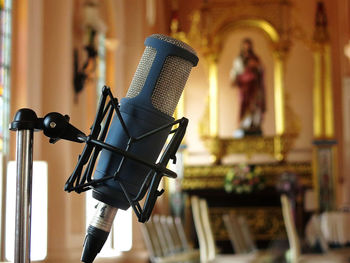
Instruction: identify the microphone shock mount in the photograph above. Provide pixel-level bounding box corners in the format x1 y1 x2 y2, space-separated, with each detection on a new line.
11 85 188 223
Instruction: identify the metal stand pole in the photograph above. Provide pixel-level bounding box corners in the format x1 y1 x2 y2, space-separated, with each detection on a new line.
10 109 38 263
14 129 34 263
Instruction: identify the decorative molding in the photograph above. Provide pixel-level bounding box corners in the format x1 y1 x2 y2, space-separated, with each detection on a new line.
181 0 301 162
182 162 312 190
186 0 293 56
209 207 286 241
199 134 298 164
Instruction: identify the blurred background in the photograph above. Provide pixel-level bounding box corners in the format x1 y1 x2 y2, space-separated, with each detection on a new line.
1 0 350 262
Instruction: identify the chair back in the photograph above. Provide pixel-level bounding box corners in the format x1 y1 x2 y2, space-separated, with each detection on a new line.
191 196 209 262
167 216 183 252
223 213 246 254
141 214 200 263
238 215 257 253
153 214 171 256
281 194 301 263
305 214 329 252
160 215 177 254
321 211 350 246
174 216 190 250
199 198 216 261
141 218 164 260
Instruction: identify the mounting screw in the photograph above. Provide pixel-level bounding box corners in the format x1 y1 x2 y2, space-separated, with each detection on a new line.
49 122 56 128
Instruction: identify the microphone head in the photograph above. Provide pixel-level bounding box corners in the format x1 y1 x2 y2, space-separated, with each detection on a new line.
126 34 198 117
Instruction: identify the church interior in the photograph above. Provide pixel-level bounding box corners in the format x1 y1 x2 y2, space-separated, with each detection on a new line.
1 0 350 262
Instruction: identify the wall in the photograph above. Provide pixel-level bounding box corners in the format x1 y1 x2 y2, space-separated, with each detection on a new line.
9 0 169 261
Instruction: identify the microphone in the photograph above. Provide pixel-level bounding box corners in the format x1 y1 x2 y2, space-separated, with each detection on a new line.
81 34 198 262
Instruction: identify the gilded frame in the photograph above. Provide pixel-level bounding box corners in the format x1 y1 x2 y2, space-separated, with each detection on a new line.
171 0 299 163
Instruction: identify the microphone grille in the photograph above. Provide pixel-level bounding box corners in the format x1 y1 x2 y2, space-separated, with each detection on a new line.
126 46 157 99
126 34 197 117
151 56 193 116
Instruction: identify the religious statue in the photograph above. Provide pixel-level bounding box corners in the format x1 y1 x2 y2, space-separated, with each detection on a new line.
230 38 266 137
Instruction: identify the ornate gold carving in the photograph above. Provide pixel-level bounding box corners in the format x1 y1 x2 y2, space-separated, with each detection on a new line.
182 162 312 190
171 0 302 163
200 134 298 164
209 207 286 241
183 0 301 162
313 1 329 44
170 19 188 44
186 0 293 56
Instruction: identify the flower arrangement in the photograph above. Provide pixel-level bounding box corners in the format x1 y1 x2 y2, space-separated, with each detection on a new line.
224 164 265 194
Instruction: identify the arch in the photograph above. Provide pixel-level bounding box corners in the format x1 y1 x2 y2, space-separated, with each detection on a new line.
216 19 280 51
204 17 285 137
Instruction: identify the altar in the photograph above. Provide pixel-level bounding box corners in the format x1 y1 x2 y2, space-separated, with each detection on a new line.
182 162 312 252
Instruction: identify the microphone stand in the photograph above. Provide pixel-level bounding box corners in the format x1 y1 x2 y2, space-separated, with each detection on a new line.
9 86 188 262
9 109 86 263
12 122 33 263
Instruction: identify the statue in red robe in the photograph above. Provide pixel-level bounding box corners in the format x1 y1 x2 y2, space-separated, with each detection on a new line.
230 38 266 137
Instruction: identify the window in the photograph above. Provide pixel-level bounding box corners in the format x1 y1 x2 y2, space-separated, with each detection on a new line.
0 0 11 154
0 0 11 259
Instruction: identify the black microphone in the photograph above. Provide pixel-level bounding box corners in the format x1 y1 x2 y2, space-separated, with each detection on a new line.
81 34 198 262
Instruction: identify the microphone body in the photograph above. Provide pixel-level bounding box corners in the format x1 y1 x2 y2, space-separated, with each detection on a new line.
82 34 198 262
92 98 173 209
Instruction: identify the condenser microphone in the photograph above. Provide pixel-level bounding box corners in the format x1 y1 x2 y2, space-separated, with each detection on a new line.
81 34 198 262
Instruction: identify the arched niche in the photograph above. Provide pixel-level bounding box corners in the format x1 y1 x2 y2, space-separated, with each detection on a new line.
212 19 284 138
217 26 275 138
180 1 298 163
